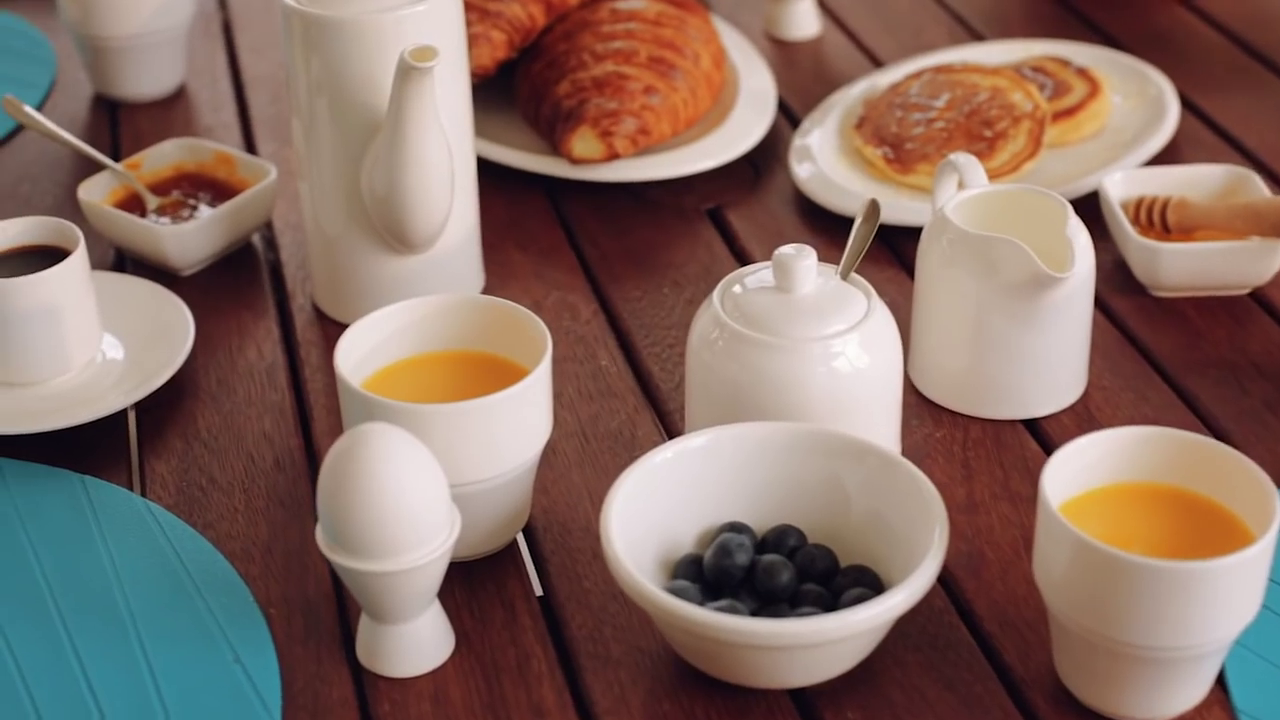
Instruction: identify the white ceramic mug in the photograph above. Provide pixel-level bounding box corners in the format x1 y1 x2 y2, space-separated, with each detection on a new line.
1033 425 1279 720
57 0 196 104
333 294 554 560
0 216 103 386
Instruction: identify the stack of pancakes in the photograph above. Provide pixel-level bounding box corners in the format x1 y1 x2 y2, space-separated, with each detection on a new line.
845 56 1111 191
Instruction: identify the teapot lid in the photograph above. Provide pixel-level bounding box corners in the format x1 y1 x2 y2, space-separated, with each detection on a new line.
719 243 870 340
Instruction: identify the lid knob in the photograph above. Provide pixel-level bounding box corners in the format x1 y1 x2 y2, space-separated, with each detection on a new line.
772 243 819 294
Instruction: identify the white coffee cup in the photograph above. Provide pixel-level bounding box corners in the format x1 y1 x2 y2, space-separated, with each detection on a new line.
0 216 104 386
57 0 197 104
333 294 554 561
1033 425 1279 720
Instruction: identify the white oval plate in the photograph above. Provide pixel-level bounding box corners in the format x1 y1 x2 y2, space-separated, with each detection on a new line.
790 38 1182 227
0 271 195 435
473 15 779 183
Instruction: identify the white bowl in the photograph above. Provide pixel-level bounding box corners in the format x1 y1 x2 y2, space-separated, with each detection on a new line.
1098 164 1280 298
76 137 278 276
599 421 949 690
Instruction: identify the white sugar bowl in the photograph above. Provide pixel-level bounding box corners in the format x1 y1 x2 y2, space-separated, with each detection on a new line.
684 243 904 453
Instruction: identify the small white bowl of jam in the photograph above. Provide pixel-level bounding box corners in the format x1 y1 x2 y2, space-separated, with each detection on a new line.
76 136 278 276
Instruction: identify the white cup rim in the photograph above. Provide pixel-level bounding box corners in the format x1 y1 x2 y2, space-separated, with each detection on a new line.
1040 425 1280 569
333 293 553 411
0 216 85 284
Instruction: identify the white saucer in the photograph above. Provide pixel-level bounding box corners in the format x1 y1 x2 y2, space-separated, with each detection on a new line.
789 38 1182 227
0 271 195 435
473 15 779 183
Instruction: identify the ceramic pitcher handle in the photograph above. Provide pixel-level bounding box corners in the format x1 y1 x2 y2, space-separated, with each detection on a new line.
932 152 990 210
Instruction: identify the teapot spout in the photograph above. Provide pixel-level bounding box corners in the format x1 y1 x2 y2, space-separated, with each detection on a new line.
360 44 454 255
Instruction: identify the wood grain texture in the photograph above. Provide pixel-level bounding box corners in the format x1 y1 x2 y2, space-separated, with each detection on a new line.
0 5 128 483
715 1 1235 719
218 1 581 718
108 1 362 718
1189 0 1280 74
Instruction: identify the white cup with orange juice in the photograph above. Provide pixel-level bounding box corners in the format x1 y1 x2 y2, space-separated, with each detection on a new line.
1033 425 1278 720
333 294 553 560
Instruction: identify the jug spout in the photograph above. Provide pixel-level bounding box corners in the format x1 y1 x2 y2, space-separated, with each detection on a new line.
944 185 1081 286
360 44 454 255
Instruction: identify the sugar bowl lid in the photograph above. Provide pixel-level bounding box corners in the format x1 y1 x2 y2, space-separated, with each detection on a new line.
718 243 870 340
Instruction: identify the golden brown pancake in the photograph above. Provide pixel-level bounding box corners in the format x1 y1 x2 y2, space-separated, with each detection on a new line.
845 63 1049 191
1008 55 1110 146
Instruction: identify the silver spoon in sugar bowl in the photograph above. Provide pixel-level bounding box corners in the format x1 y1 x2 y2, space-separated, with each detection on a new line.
837 197 882 281
2 94 177 216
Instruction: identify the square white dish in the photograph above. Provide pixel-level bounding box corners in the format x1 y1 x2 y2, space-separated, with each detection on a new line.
76 136 278 277
1097 163 1280 298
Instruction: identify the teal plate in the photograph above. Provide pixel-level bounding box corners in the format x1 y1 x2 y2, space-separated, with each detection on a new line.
0 10 57 143
1224 488 1280 720
0 459 281 719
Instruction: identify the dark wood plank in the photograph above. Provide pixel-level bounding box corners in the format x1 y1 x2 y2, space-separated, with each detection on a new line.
220 1 582 718
109 1 362 717
0 1 130 486
1189 0 1280 74
714 1 1235 719
549 25 1023 720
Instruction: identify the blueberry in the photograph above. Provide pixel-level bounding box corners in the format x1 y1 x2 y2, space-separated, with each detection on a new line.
702 532 755 589
751 553 798 602
792 582 834 612
837 587 878 609
757 523 808 558
829 563 886 598
664 579 704 605
790 606 824 617
792 543 840 585
728 585 762 615
671 552 705 584
705 598 750 615
756 602 792 618
715 521 759 547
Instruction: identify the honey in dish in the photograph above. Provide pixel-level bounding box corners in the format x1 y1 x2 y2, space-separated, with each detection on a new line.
1058 481 1255 560
108 151 252 226
361 349 529 404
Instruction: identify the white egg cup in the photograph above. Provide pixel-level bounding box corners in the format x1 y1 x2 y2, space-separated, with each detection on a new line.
318 505 461 679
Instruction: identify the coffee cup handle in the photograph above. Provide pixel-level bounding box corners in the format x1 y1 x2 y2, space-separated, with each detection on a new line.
932 152 990 210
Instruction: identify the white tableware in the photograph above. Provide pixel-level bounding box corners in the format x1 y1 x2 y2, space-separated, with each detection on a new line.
316 421 460 679
685 242 904 453
908 152 1096 421
472 16 778 184
765 0 823 43
76 137 279 277
790 38 1180 226
0 270 195 435
599 421 949 690
333 293 554 560
57 0 197 104
1034 425 1279 720
0 216 102 386
1098 163 1280 298
282 0 485 325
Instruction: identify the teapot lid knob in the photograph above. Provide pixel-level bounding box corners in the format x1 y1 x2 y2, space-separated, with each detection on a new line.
772 244 819 294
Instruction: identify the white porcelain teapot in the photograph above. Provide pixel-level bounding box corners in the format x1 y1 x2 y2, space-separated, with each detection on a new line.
907 152 1096 421
684 243 904 453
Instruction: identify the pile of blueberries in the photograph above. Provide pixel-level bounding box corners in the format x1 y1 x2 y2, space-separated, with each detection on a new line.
663 520 887 618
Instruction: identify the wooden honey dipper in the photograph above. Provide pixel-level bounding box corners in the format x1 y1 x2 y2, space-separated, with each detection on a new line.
1123 194 1280 241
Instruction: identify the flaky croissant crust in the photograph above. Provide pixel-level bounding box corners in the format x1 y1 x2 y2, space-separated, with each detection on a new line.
465 0 589 84
514 0 728 163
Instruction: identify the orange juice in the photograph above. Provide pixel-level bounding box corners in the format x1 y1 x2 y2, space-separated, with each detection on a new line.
1058 481 1255 560
361 349 529 404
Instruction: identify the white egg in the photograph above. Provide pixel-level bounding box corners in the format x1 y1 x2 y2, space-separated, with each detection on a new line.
316 421 456 566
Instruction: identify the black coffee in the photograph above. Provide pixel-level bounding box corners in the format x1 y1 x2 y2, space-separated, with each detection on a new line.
0 244 70 278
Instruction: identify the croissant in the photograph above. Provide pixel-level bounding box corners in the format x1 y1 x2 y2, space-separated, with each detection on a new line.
514 0 728 164
465 0 591 83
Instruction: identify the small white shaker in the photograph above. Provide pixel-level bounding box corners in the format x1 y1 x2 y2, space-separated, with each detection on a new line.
765 0 824 43
315 421 462 679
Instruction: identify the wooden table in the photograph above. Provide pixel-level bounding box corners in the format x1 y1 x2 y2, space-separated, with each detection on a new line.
2 0 1278 718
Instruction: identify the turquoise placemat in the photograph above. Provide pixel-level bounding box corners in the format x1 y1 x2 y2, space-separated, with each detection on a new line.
1225 490 1280 720
0 458 281 720
0 10 57 143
